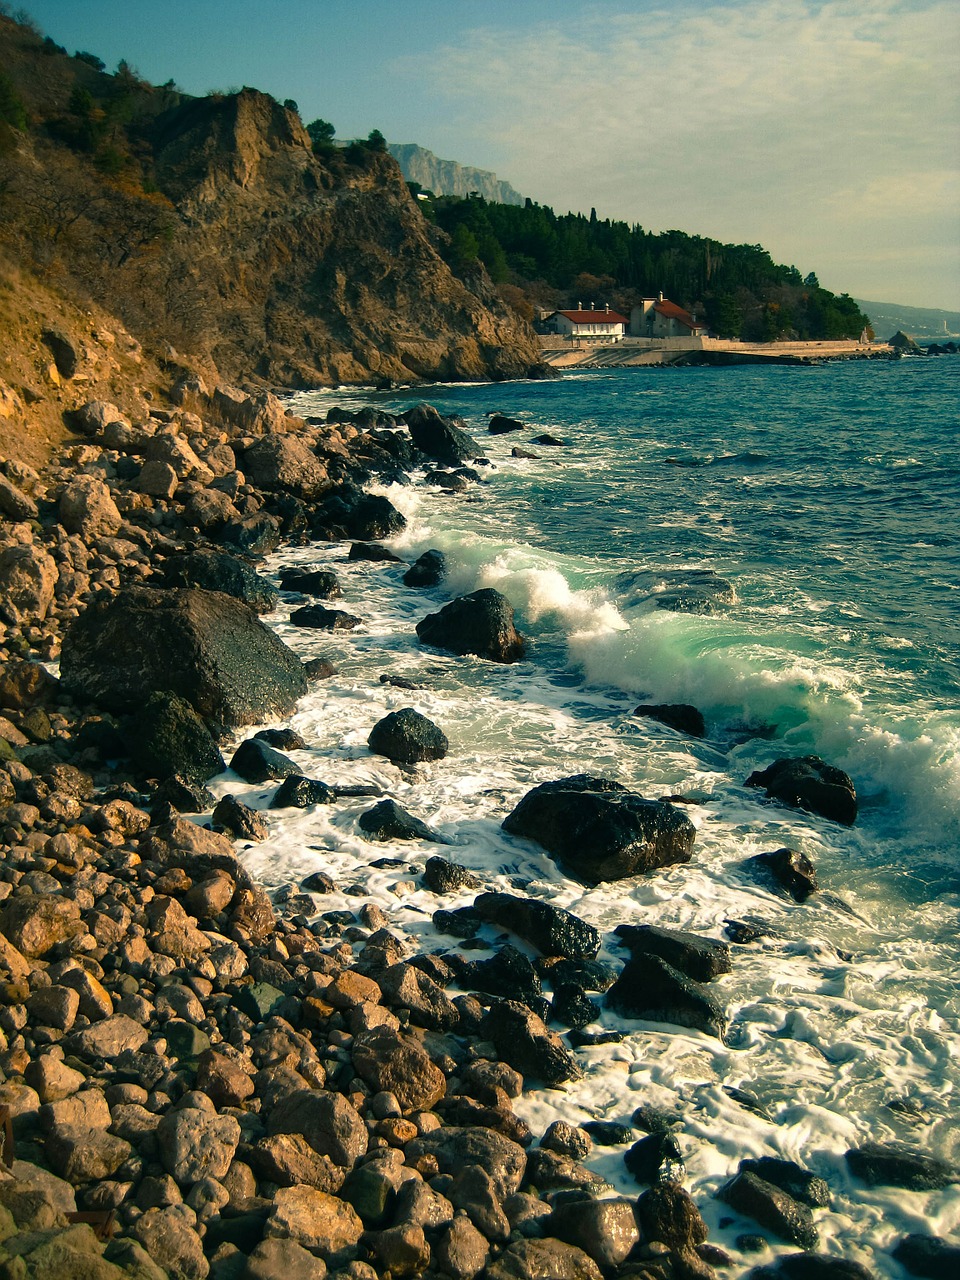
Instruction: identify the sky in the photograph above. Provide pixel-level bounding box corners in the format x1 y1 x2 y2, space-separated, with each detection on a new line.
18 0 960 310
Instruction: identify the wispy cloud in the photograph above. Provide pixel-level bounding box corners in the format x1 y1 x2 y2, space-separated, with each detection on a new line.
399 0 960 305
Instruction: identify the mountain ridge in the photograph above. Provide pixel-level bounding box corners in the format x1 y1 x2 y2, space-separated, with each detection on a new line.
388 142 524 205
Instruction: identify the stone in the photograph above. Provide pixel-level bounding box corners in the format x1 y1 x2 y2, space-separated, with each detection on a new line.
130 691 226 783
739 1157 830 1207
378 962 459 1030
0 544 57 622
60 587 307 734
746 755 857 825
470 945 544 1008
624 1132 686 1186
502 775 695 884
358 798 439 841
844 1142 959 1190
158 549 279 613
606 953 726 1037
474 893 600 960
367 1223 430 1277
45 1124 132 1182
766 1255 876 1280
540 1121 591 1161
0 473 38 520
290 604 362 631
244 1237 326 1280
547 1197 640 1268
481 1001 580 1086
719 1169 818 1249
422 857 481 893
404 549 446 588
59 475 122 538
488 414 525 434
271 775 336 807
24 1054 87 1103
196 1047 255 1109
41 1087 111 1131
406 1126 527 1198
351 1026 446 1112
435 1214 488 1279
265 1185 363 1260
633 703 706 737
348 541 402 562
635 1183 708 1250
229 737 302 783
249 1133 346 1192
484 1238 603 1280
613 924 731 982
367 708 448 764
213 793 269 841
267 1089 368 1167
157 1107 241 1185
417 589 525 664
744 848 819 902
278 566 341 596
0 895 83 958
403 403 481 465
892 1233 960 1280
310 488 406 542
26 983 80 1031
447 1164 510 1242
131 1205 210 1279
242 434 331 500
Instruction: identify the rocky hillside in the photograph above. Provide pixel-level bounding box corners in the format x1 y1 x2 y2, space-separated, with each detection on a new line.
0 14 547 465
388 144 524 206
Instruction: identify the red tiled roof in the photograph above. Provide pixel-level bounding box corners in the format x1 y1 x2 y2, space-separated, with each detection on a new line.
554 309 629 324
653 299 699 330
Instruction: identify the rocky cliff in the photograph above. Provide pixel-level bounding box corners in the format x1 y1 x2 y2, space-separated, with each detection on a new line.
388 143 524 205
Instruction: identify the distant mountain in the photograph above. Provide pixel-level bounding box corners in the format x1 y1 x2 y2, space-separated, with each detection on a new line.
388 143 524 205
855 299 960 341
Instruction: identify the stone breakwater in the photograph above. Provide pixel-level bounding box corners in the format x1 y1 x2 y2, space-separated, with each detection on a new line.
0 383 957 1280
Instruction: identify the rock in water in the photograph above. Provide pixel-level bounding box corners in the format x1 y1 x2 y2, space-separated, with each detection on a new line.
481 1000 581 1086
746 755 857 825
606 953 725 1037
613 924 731 981
719 1169 819 1249
845 1142 960 1190
501 774 695 883
60 587 306 733
743 847 819 901
633 702 706 737
367 708 449 764
473 892 601 960
403 403 481 465
417 589 525 663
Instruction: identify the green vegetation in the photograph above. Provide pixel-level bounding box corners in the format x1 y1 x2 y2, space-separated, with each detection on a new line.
427 193 871 340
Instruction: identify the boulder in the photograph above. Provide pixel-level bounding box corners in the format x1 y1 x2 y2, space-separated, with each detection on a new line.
157 1107 241 1185
0 473 39 520
404 549 446 588
60 587 307 733
606 952 725 1037
0 545 57 622
157 549 279 613
351 1026 446 1112
422 857 481 893
241 434 331 499
624 1131 685 1185
278 567 341 597
739 1156 830 1207
484 1239 602 1280
378 962 459 1030
474 892 600 960
212 794 268 841
358 798 440 842
310 489 406 542
249 1133 345 1193
744 847 819 901
719 1169 818 1249
405 1126 527 1198
635 1183 708 1250
892 1234 960 1280
765 1258 876 1280
42 327 79 378
417 589 525 664
368 708 448 764
502 775 695 883
128 691 225 783
633 703 706 737
746 755 857 825
265 1185 363 1260
613 924 731 981
58 475 122 539
488 414 525 434
403 403 481 465
0 896 83 958
348 541 402 563
244 1238 326 1280
481 1000 581 1086
547 1197 640 1268
131 1205 210 1279
267 1090 368 1167
271 775 336 808
290 604 362 631
844 1142 959 1190
470 946 543 1009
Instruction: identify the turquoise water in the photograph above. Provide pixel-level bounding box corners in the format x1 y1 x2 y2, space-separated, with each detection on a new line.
262 360 960 1267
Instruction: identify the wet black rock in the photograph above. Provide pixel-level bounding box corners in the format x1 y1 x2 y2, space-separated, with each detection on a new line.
633 703 706 737
158 548 279 613
151 773 216 814
304 657 338 680
533 434 566 446
60 586 307 733
212 793 268 841
422 857 482 893
632 1103 683 1135
425 469 470 492
311 488 407 542
488 414 525 434
255 727 308 751
404 549 447 588
367 708 449 764
746 755 857 825
635 1183 708 1251
743 847 819 902
892 1233 960 1279
277 566 341 597
624 1131 685 1185
417 588 525 664
348 541 403 562
720 1170 818 1250
739 1157 830 1207
433 907 482 938
502 774 695 884
290 604 362 631
606 952 725 1037
128 691 225 784
270 775 336 808
759 1256 876 1280
550 983 599 1030
403 403 481 466
544 958 617 992
844 1142 960 1190
358 798 439 842
614 923 731 982
470 945 543 1008
582 1121 635 1146
474 892 600 961
482 999 581 1086
230 737 302 784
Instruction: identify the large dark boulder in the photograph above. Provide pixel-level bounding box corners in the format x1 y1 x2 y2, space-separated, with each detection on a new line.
157 549 279 613
127 691 225 783
501 775 695 884
367 708 448 764
738 1157 830 1207
633 703 706 737
289 604 362 631
404 549 446 588
893 1234 960 1279
605 952 725 1037
766 1257 876 1280
487 414 525 435
719 1169 818 1249
240 434 331 500
277 567 341 598
310 488 407 542
60 587 307 734
481 1000 581 1086
844 1142 959 1190
403 403 481 465
624 1132 685 1185
474 892 600 961
416 589 525 664
469 946 544 1009
230 738 302 784
358 799 439 842
613 924 730 982
746 755 857 825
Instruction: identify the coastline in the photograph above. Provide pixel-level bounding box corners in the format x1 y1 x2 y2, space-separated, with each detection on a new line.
0 378 957 1280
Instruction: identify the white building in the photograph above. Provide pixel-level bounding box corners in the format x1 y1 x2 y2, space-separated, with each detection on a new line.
543 304 629 341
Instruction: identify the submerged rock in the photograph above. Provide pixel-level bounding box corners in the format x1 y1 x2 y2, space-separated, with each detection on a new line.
633 702 706 737
502 774 695 884
719 1169 819 1249
746 755 858 825
845 1141 960 1190
358 798 440 842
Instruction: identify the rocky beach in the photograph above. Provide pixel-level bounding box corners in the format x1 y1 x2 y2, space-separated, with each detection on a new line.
1 372 957 1280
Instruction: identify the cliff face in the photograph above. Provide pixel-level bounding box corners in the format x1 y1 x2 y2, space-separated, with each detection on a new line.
0 16 547 424
388 143 524 206
147 91 544 386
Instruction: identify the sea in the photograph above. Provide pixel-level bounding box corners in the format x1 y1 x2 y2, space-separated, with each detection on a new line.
213 357 960 1271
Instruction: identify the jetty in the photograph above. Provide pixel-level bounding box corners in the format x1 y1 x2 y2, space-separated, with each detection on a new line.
540 335 893 369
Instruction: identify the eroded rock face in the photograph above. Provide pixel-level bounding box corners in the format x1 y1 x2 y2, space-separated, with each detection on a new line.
501 775 696 884
746 755 858 825
416 589 525 664
60 586 307 733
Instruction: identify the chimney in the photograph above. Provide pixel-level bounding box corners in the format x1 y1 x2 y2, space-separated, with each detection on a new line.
658 290 664 302
605 303 610 313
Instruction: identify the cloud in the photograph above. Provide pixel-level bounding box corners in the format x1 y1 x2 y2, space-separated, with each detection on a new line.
398 0 960 304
